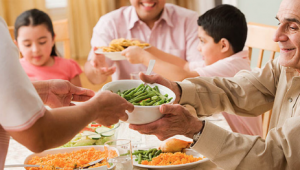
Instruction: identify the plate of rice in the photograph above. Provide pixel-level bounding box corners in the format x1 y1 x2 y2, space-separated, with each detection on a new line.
133 149 208 170
24 146 119 170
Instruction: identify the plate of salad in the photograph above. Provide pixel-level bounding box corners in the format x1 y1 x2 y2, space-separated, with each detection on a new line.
61 122 120 147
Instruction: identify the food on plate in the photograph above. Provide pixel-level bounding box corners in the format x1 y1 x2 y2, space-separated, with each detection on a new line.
141 152 202 166
133 148 162 164
61 122 118 147
158 138 192 153
116 83 173 106
26 148 117 170
99 38 150 52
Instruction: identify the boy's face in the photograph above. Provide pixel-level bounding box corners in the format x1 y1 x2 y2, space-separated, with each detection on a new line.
130 0 166 22
197 26 224 66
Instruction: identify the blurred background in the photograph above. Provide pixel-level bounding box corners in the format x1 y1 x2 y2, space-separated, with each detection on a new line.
0 0 281 90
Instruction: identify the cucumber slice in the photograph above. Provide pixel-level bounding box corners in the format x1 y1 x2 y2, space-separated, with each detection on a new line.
88 134 101 140
82 131 97 136
95 127 115 137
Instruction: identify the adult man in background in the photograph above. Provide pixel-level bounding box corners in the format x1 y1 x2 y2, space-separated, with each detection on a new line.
85 0 201 84
130 0 300 169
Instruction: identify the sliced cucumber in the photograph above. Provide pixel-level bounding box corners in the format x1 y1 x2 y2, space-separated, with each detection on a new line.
95 127 115 137
88 134 102 140
82 131 97 136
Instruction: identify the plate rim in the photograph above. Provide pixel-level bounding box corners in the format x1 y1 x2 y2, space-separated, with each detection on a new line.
133 148 208 169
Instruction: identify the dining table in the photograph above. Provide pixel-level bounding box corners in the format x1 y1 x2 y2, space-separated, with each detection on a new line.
5 113 230 170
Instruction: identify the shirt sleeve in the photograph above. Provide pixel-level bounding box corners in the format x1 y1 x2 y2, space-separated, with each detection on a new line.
0 17 45 131
68 59 83 79
192 117 300 170
178 58 280 117
88 15 115 66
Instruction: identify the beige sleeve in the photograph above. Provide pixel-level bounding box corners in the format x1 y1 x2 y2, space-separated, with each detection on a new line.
191 116 300 170
177 59 281 117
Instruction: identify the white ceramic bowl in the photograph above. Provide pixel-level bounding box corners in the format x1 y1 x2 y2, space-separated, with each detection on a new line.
24 146 119 170
101 80 176 125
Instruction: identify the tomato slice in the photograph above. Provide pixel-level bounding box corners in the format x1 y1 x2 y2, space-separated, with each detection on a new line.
91 124 102 127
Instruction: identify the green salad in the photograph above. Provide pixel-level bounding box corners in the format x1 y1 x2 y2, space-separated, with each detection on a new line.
61 122 119 147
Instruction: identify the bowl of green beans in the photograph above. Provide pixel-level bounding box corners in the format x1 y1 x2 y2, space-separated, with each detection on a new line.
101 80 176 124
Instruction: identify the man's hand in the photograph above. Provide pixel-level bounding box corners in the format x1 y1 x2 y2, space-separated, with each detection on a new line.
90 47 116 76
121 46 146 64
33 80 95 108
85 90 134 126
139 72 181 103
129 104 203 140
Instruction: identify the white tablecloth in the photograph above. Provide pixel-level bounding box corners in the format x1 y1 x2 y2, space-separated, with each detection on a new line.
5 113 229 170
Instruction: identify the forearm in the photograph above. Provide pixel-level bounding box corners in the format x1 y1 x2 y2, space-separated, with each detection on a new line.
193 118 300 170
84 61 108 84
141 51 197 81
146 47 187 68
10 104 94 152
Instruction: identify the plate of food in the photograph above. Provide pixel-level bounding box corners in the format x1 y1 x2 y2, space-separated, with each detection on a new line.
24 146 119 170
132 138 208 170
95 38 150 60
60 122 120 147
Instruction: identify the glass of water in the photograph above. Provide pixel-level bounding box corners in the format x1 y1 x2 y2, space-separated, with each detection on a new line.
104 139 133 170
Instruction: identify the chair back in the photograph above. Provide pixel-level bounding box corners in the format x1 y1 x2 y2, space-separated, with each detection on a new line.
245 22 280 139
8 19 71 59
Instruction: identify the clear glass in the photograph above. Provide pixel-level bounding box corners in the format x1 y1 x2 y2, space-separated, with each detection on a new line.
104 139 133 170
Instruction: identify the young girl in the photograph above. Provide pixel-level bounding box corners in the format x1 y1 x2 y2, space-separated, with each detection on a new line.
14 9 82 87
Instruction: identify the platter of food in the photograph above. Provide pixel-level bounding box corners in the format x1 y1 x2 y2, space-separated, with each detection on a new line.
132 138 208 170
95 38 150 60
24 146 119 170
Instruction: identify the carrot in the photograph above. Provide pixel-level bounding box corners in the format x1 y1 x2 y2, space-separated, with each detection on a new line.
26 148 117 170
141 152 202 166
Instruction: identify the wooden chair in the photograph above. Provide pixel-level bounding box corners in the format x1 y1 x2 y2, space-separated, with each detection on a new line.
245 22 280 139
8 19 71 59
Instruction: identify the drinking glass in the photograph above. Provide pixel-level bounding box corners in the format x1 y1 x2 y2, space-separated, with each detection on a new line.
104 139 133 170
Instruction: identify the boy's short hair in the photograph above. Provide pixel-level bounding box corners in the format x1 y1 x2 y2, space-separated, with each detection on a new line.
197 4 247 53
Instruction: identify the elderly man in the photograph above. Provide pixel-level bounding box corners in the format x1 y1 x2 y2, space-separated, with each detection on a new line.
130 0 300 169
84 0 201 84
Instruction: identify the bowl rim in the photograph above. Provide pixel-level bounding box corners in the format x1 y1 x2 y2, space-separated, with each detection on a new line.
101 80 176 107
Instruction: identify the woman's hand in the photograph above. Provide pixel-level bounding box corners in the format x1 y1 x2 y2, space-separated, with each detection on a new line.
33 79 95 108
85 90 134 126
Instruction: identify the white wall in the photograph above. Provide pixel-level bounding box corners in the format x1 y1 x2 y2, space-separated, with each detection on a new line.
237 0 281 26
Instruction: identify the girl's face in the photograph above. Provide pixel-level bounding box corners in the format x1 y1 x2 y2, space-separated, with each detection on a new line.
197 26 224 66
16 24 55 66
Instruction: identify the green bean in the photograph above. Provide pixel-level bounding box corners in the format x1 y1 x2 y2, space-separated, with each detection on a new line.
129 92 156 103
154 150 162 157
138 153 142 164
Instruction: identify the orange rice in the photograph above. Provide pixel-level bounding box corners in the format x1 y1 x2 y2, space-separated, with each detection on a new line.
26 148 118 170
141 152 202 166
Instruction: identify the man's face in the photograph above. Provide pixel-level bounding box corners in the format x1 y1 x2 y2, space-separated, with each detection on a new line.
130 0 166 22
274 0 300 69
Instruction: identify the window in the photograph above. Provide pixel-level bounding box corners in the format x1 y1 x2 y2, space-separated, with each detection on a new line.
45 0 67 9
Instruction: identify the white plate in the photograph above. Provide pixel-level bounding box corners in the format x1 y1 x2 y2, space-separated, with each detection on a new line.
133 149 208 170
95 46 151 61
24 146 119 170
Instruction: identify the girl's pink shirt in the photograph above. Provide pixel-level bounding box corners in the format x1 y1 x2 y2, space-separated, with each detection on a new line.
189 50 263 137
20 57 82 81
